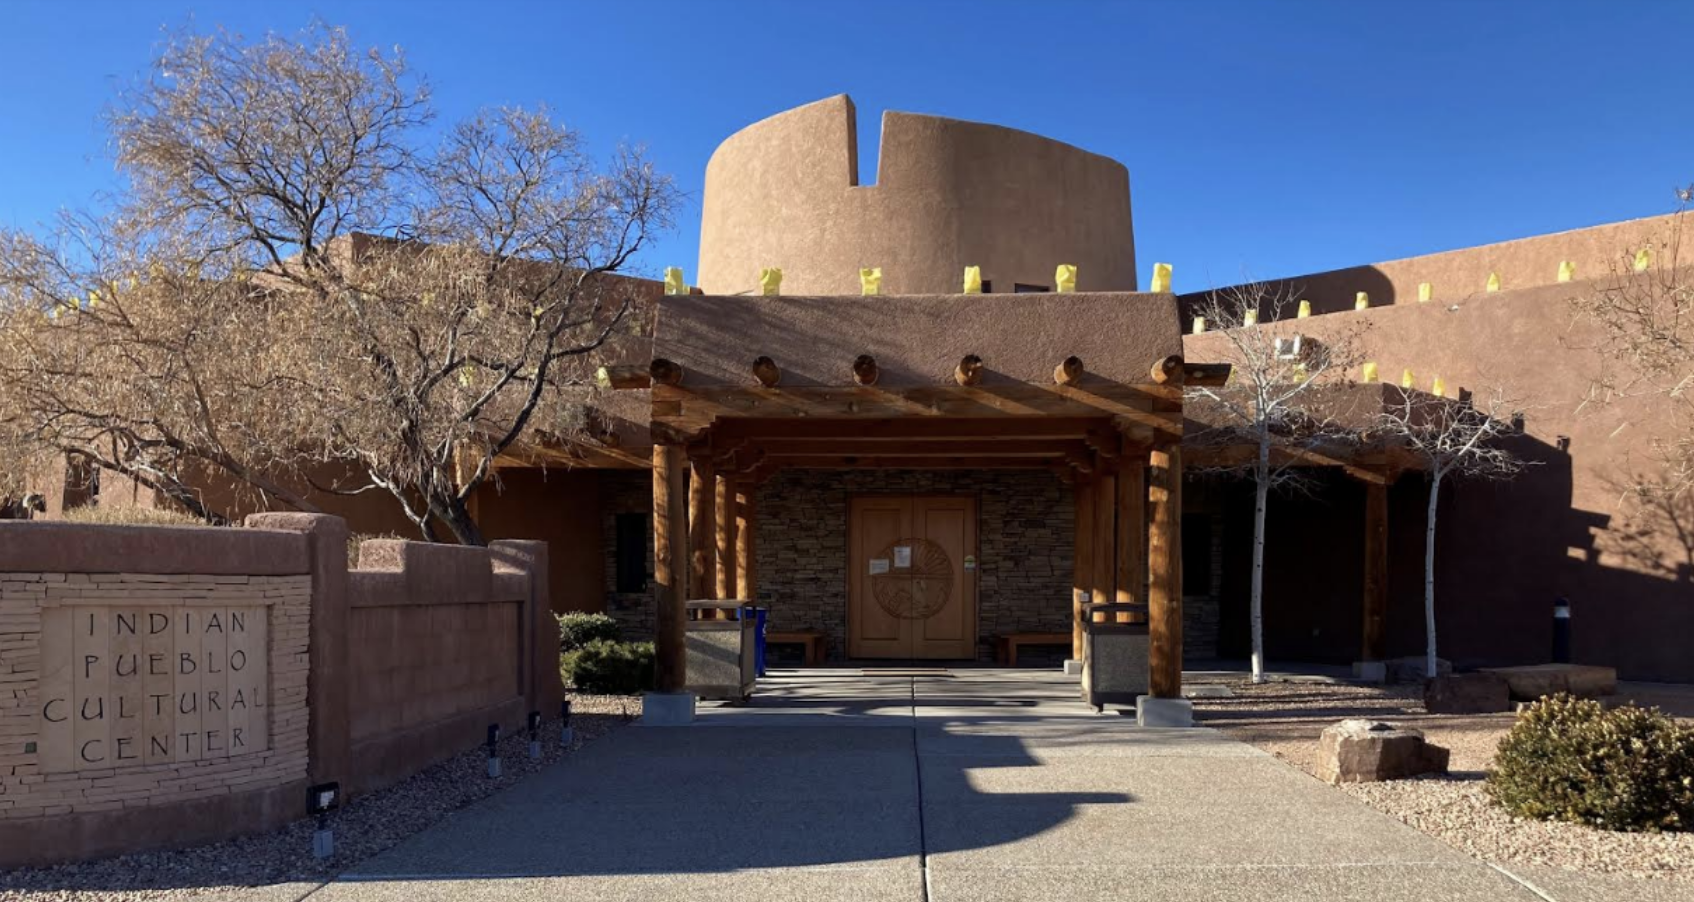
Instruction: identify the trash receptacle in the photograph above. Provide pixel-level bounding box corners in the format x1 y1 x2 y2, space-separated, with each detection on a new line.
685 601 757 702
1081 601 1150 712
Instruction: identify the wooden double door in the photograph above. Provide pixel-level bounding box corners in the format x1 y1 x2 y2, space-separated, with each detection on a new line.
847 494 978 660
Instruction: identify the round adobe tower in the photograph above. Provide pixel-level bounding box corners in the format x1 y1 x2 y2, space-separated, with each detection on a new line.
697 95 1137 295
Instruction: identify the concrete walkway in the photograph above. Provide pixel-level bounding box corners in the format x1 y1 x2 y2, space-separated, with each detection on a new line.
310 670 1559 901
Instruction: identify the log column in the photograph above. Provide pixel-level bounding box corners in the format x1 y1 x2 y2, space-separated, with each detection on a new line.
1072 476 1094 661
1147 441 1183 699
1116 450 1147 623
715 474 739 599
653 444 688 693
688 453 716 601
736 483 758 603
1091 470 1116 622
1361 480 1389 664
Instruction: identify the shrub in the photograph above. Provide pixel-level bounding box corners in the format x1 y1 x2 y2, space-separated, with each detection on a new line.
561 639 654 695
557 612 622 652
1488 693 1694 832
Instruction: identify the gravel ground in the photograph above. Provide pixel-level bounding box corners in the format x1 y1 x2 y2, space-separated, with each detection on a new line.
0 694 641 902
1191 677 1694 882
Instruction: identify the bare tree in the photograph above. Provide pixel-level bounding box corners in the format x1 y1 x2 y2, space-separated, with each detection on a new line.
1374 386 1528 678
1186 282 1369 682
0 23 676 542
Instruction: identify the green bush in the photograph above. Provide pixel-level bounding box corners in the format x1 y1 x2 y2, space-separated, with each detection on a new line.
561 639 654 695
1488 693 1694 832
557 612 622 652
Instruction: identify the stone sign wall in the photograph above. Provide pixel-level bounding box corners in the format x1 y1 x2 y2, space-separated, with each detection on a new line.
1 572 309 823
0 515 558 867
0 522 313 867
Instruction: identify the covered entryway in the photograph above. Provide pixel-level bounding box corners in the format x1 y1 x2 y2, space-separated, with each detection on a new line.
848 494 978 659
607 289 1224 722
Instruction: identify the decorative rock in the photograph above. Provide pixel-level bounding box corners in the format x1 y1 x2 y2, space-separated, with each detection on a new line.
1423 672 1511 714
1385 656 1451 684
1481 663 1617 701
1316 719 1450 784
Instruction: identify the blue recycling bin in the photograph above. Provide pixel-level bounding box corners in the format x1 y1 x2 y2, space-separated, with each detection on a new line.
754 607 769 677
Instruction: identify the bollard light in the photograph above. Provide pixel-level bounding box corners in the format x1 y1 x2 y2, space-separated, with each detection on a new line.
307 782 340 859
561 699 575 748
528 710 542 761
486 723 502 779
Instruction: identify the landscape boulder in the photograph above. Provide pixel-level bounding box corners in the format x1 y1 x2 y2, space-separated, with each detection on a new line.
1480 664 1618 701
1423 672 1512 714
1316 719 1450 784
1385 655 1451 683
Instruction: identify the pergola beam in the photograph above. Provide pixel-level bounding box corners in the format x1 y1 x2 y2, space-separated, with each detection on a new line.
708 417 1112 442
653 384 1182 439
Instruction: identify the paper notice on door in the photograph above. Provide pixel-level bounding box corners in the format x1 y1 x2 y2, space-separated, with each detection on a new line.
869 558 890 575
893 546 912 568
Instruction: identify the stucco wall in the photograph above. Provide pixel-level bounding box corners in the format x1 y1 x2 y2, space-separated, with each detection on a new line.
1183 269 1692 680
1176 212 1684 319
698 95 1136 296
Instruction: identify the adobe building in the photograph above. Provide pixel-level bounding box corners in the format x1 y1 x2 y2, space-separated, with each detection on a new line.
25 94 1693 684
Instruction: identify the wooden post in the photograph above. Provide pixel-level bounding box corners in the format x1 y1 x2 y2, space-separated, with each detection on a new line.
653 445 687 693
736 483 758 603
1147 442 1183 698
688 453 716 601
1072 476 1095 660
1116 450 1147 624
1361 480 1389 663
1092 470 1116 622
715 474 738 599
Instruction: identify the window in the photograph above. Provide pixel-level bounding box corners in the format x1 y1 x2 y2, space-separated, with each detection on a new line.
980 279 993 293
1013 283 1049 293
1274 335 1304 360
614 512 648 593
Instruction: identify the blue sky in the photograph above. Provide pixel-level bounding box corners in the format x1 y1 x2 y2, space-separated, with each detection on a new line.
1 0 1689 291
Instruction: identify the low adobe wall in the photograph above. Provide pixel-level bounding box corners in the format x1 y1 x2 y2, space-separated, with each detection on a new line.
0 515 559 866
0 522 313 866
340 538 552 794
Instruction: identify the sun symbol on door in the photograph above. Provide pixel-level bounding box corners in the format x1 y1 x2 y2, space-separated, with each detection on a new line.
871 538 955 620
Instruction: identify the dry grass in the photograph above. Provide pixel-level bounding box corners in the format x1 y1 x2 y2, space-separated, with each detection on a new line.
57 504 214 528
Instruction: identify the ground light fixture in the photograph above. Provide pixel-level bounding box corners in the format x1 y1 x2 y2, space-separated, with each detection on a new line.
486 724 501 778
306 782 340 859
527 711 543 761
561 700 574 748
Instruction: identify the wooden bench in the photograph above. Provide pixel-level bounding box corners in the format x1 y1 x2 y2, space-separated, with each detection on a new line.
995 632 1072 668
765 629 828 666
